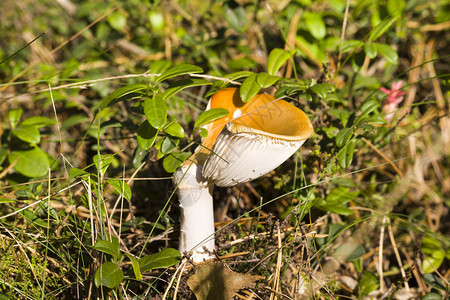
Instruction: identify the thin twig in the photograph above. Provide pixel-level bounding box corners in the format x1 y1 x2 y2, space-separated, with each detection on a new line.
172 260 188 300
378 216 387 292
387 220 410 291
337 0 351 74
40 72 157 92
190 73 241 85
361 137 404 177
162 259 187 300
0 157 19 180
269 224 283 300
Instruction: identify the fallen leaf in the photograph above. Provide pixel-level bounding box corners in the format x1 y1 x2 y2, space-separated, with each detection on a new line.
187 261 264 300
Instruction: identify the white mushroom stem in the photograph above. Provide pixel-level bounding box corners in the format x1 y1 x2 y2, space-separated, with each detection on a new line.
173 163 215 262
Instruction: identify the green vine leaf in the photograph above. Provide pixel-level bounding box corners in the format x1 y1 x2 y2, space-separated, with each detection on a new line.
267 48 296 76
100 84 147 109
9 147 50 178
107 179 132 201
144 94 167 129
194 108 229 128
139 248 181 272
94 262 124 289
137 121 158 150
157 64 203 83
240 73 260 103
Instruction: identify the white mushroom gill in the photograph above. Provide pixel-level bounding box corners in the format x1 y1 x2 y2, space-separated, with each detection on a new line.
202 122 307 187
173 87 313 262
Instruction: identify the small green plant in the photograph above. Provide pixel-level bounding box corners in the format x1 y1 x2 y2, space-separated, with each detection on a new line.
1 109 56 178
93 236 181 289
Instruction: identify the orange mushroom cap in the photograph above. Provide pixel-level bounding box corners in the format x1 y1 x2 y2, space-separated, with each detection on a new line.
201 87 313 154
183 87 313 186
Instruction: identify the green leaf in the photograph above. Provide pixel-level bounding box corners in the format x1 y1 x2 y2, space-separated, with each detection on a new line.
336 128 354 148
224 71 254 81
326 187 359 204
423 273 446 291
12 125 40 144
342 40 363 53
61 115 89 130
364 42 377 59
126 254 142 280
317 187 356 215
326 223 346 243
240 73 260 103
337 140 356 169
160 136 179 155
0 146 7 165
422 251 445 273
21 116 56 127
229 57 257 70
94 237 120 259
359 271 379 296
0 294 10 300
421 237 442 254
309 83 335 99
107 179 132 201
162 152 191 173
334 243 365 261
149 60 172 75
9 147 49 177
198 127 208 138
304 12 326 40
0 197 14 203
318 203 354 215
422 292 444 300
256 72 281 88
329 108 351 127
157 64 203 83
8 108 22 129
68 167 88 178
148 11 164 31
322 126 339 138
137 121 158 150
132 146 149 169
369 16 399 41
224 4 247 32
107 11 127 32
352 51 366 72
361 100 381 115
144 94 167 129
163 78 212 100
356 100 381 125
100 84 147 109
387 0 405 19
21 210 49 228
93 154 114 176
267 48 296 76
94 262 124 289
194 108 229 128
164 121 185 138
139 248 181 272
366 114 385 125
374 43 398 64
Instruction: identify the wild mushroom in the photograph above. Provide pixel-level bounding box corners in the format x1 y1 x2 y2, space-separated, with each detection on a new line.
173 87 313 262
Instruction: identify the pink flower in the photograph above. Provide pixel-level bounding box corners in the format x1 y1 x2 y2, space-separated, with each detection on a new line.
380 81 405 120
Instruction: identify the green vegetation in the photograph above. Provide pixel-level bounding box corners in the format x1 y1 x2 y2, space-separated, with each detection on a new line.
1 0 449 298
